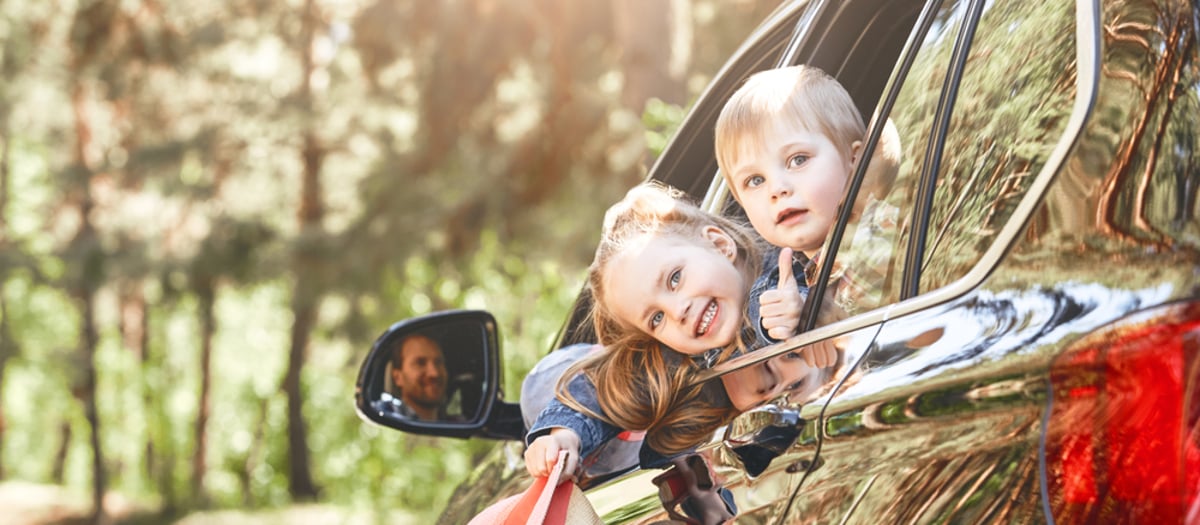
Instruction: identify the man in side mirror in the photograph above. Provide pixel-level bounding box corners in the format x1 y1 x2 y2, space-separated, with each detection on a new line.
386 333 449 421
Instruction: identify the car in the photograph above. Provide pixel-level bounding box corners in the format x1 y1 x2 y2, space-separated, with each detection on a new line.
354 0 1200 522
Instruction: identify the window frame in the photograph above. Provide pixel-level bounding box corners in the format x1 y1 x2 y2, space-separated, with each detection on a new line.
698 0 1100 383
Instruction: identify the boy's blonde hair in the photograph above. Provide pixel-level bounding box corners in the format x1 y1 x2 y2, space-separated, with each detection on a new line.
560 181 764 455
715 65 866 198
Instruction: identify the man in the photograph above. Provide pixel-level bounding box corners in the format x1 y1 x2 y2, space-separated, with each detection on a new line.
385 333 448 421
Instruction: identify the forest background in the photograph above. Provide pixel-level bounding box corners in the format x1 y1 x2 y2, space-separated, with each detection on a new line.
0 0 773 523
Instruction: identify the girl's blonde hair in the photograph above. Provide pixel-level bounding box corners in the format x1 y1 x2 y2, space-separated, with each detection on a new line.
715 65 866 197
588 182 762 352
560 182 765 455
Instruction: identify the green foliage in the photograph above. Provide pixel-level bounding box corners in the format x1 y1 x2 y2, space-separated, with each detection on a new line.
0 0 768 521
643 98 688 159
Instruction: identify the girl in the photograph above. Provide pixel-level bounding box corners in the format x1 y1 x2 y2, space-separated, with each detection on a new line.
525 182 828 479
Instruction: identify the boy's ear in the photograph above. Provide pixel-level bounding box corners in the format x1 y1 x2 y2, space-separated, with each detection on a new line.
704 226 738 261
849 140 864 166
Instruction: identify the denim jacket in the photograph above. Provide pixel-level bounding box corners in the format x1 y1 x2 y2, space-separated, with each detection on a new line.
526 348 683 469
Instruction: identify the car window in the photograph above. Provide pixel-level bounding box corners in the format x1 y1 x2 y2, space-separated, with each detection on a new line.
557 3 811 349
823 0 1078 320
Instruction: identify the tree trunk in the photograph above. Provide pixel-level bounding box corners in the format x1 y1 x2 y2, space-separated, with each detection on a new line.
70 73 106 525
0 121 11 479
192 281 215 505
239 396 270 506
611 0 689 110
79 288 105 525
156 390 177 517
283 302 318 500
51 422 71 483
118 285 157 484
0 296 7 481
281 0 324 501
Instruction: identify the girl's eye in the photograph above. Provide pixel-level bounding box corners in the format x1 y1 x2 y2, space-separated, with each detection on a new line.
650 311 665 329
744 175 765 189
787 154 809 169
668 269 682 290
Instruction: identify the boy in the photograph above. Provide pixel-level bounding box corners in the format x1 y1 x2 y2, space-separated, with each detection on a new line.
715 65 901 343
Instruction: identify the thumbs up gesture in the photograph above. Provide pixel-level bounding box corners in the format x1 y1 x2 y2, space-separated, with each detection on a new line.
759 248 803 341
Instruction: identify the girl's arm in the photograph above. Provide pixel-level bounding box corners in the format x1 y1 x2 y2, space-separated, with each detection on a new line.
525 373 622 479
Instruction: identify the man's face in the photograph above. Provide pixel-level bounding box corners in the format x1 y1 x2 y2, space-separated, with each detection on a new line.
392 336 447 412
725 121 858 257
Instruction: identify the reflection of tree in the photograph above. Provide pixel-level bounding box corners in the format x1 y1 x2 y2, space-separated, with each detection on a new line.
916 0 1075 290
1096 5 1198 247
784 423 1041 523
866 0 1080 300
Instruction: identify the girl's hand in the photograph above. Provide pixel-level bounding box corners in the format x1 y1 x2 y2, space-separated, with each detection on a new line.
760 248 803 340
524 428 581 482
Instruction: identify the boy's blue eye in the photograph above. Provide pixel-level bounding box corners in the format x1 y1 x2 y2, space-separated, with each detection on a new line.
745 175 765 188
651 311 665 328
787 154 809 168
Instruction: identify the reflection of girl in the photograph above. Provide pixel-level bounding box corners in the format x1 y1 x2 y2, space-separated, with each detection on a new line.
721 349 834 412
525 183 832 478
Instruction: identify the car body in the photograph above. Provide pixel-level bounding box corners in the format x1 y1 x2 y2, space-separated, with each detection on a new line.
356 0 1200 522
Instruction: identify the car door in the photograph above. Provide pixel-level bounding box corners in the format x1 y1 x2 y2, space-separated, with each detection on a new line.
779 0 1200 521
699 0 1103 522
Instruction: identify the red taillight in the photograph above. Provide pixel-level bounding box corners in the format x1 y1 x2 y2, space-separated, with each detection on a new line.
1045 303 1200 524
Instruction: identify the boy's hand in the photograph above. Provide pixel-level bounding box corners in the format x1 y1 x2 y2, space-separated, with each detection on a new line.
524 428 581 482
760 248 803 340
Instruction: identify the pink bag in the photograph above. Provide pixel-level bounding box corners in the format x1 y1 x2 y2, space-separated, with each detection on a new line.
468 450 601 525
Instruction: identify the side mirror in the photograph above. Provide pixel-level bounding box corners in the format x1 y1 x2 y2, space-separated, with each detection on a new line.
354 310 523 440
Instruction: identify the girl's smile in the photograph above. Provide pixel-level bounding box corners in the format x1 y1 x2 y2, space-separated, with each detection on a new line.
695 300 719 336
603 229 746 356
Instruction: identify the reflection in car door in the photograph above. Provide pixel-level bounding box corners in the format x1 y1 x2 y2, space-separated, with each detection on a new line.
728 0 1097 522
750 0 1200 522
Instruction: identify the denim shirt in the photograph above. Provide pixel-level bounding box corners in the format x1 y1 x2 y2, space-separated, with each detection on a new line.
527 369 628 459
746 245 811 348
526 348 715 469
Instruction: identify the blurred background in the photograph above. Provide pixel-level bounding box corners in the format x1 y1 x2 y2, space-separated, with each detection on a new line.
0 0 773 523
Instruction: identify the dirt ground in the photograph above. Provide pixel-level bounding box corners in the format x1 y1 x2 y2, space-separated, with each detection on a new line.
0 482 418 525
